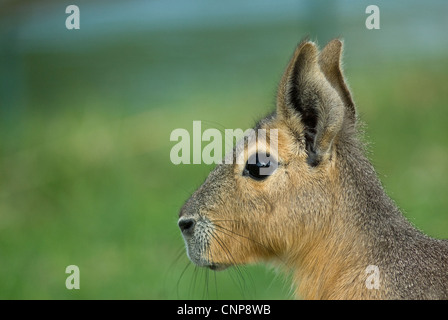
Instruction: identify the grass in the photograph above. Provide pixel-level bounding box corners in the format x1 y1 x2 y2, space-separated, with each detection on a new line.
1 21 447 299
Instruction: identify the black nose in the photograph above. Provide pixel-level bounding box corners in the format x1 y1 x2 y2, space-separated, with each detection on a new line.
178 218 195 236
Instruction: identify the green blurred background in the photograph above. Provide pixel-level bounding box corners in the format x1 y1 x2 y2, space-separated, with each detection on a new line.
0 0 447 299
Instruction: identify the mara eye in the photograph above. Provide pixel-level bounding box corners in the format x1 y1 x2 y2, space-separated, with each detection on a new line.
243 153 278 181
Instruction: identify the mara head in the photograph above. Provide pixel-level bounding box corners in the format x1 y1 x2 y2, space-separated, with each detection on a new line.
177 39 448 300
178 38 362 280
179 39 357 268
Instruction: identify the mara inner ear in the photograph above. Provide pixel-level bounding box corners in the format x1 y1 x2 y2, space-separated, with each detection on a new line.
276 40 345 167
318 39 356 123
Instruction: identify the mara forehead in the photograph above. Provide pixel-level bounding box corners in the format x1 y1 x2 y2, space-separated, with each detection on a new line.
224 116 298 164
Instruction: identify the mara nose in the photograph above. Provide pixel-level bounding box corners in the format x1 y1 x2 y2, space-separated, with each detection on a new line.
178 218 195 236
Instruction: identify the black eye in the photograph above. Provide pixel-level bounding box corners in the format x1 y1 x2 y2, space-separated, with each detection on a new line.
243 153 277 181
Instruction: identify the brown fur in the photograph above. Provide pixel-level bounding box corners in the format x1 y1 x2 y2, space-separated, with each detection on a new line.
178 39 448 299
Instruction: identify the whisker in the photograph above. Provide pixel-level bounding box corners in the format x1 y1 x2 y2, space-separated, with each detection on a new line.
189 266 199 299
211 222 287 298
209 231 249 298
170 245 189 270
209 219 240 223
213 223 287 266
212 224 264 293
204 267 210 300
205 233 219 299
213 269 218 299
212 225 248 248
176 261 192 299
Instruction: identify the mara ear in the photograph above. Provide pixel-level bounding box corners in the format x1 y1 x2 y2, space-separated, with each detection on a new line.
318 39 356 123
276 40 345 167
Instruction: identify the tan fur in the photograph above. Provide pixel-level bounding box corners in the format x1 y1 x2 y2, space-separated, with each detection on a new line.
179 39 448 300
